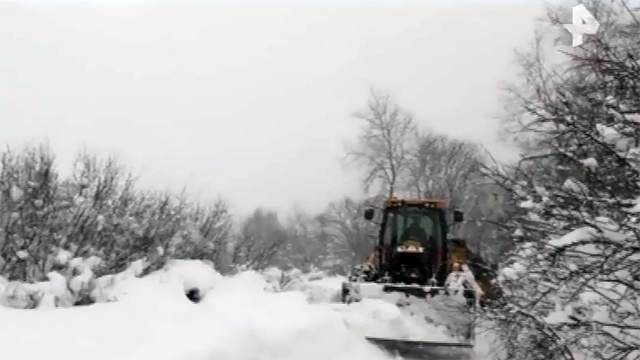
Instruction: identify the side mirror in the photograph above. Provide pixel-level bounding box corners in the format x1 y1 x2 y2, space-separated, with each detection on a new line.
453 210 464 223
363 208 375 221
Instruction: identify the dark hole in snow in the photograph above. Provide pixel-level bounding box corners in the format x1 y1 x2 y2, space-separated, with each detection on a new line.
73 296 95 306
186 288 201 303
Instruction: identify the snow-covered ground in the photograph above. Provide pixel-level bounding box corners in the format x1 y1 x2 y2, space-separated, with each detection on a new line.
0 260 493 360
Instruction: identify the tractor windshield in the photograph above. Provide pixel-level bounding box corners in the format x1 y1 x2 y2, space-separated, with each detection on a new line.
381 206 445 283
383 207 442 249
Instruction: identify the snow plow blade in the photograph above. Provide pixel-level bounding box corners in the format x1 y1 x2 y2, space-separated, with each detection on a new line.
366 337 473 360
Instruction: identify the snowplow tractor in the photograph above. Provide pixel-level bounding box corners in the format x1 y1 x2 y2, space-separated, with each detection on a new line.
342 197 483 359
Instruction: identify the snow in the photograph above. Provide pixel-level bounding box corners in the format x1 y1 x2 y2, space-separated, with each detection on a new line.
501 267 518 280
628 113 640 123
161 259 222 293
579 157 598 170
593 216 619 231
96 214 105 231
519 199 535 209
596 124 621 144
562 178 587 193
331 298 453 342
69 271 93 296
629 196 640 213
9 184 23 201
54 249 73 266
68 256 102 274
0 260 479 360
548 224 627 251
544 307 572 325
500 260 527 281
282 271 344 303
548 227 597 247
36 272 75 308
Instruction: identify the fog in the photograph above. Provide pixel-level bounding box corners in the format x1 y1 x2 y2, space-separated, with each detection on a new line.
0 0 543 214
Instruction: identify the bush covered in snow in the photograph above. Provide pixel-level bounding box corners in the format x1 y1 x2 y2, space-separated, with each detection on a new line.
0 254 224 309
0 147 233 284
485 2 640 359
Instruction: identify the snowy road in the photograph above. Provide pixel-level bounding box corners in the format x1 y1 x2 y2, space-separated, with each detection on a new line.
0 261 489 360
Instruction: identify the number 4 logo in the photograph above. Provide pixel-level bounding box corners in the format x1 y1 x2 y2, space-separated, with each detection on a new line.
563 4 600 47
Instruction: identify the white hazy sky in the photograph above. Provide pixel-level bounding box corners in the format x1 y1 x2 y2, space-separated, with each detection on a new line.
0 0 544 214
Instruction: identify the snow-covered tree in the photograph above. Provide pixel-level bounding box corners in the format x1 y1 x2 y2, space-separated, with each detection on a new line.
488 2 640 359
0 145 59 281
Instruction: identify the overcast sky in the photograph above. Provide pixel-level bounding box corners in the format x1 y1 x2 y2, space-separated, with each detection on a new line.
0 0 544 215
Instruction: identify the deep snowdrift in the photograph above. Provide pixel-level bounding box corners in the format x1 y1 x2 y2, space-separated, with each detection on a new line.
0 260 488 360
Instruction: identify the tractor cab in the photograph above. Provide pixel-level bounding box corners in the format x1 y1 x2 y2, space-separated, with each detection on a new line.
363 198 464 286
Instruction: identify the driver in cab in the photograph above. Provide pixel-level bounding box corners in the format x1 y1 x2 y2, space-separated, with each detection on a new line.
399 217 429 249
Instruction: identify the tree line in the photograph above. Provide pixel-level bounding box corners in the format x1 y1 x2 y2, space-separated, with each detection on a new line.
0 93 501 284
0 145 395 281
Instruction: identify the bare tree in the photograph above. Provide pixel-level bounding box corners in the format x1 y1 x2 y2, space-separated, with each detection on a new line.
283 207 327 271
232 209 288 270
402 133 512 260
348 89 417 197
405 133 480 207
318 197 377 269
